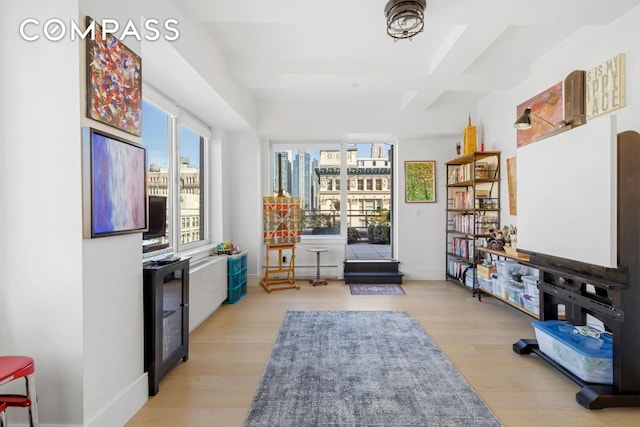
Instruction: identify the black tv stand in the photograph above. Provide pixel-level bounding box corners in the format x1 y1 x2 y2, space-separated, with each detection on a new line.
514 131 640 409
514 339 640 409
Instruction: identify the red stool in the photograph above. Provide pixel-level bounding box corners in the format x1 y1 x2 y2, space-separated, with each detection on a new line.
0 402 7 427
0 356 39 426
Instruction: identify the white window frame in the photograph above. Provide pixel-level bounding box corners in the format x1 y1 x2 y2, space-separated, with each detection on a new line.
176 109 211 252
142 86 213 257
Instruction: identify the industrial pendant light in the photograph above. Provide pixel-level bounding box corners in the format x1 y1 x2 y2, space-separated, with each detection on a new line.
384 0 427 41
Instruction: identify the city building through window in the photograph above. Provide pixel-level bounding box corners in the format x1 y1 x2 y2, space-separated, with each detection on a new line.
271 143 391 240
142 99 209 254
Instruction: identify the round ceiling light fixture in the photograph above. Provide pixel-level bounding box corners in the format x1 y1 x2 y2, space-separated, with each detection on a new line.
384 0 426 41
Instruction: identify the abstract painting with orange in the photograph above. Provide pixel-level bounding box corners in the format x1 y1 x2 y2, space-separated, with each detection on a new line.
516 82 563 148
263 197 302 244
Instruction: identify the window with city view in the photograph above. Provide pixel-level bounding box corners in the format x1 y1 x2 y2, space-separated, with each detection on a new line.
271 143 392 241
142 100 171 253
178 125 205 245
142 98 209 254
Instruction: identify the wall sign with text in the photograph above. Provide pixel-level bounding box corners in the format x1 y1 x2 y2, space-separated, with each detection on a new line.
586 53 626 120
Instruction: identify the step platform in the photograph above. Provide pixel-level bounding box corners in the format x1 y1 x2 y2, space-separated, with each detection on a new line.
343 260 403 284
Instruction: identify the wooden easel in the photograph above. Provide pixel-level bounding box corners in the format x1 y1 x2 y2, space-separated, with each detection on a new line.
261 243 299 292
261 154 300 292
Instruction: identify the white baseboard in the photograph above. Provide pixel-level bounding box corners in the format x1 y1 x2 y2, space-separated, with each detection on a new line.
86 373 148 427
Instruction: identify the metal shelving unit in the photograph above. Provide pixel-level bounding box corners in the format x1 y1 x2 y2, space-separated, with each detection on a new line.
445 151 501 294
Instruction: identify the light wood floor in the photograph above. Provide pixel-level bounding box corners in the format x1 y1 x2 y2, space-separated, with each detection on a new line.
126 280 640 427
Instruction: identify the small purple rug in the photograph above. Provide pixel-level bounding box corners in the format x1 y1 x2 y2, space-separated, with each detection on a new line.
349 284 405 295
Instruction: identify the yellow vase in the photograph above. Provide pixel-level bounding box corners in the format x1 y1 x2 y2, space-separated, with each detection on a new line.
463 115 477 155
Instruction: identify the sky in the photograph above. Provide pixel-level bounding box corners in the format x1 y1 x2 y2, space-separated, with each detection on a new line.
142 100 201 168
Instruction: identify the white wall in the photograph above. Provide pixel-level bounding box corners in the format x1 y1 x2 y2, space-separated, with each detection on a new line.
478 4 640 231
225 132 263 277
2 0 256 425
0 1 85 425
396 137 459 279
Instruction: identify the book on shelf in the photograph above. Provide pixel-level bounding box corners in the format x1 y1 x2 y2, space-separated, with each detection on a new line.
448 163 472 184
446 256 472 280
450 213 497 234
451 191 472 209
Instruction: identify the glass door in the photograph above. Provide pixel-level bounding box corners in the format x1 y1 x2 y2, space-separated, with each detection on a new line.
346 142 393 260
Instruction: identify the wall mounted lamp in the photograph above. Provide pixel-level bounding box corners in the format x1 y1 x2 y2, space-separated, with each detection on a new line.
384 0 426 41
513 107 570 130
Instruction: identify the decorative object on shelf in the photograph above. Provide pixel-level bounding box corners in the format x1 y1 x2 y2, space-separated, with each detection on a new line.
217 240 239 255
456 142 461 156
586 53 626 120
463 115 477 155
384 0 426 41
487 239 504 251
81 127 146 238
86 17 142 136
404 160 436 203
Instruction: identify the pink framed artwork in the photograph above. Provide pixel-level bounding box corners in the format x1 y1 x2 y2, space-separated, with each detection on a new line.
516 81 563 148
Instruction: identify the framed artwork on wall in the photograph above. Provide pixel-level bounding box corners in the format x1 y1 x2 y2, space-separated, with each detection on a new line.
404 160 436 203
86 16 142 136
82 127 147 238
516 81 563 148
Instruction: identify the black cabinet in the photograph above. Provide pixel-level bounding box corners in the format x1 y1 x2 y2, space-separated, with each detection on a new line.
143 258 190 396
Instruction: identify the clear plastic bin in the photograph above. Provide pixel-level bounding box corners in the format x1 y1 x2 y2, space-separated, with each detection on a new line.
493 275 509 298
522 294 539 313
496 259 519 277
532 320 612 384
507 281 524 305
478 276 493 293
522 275 538 295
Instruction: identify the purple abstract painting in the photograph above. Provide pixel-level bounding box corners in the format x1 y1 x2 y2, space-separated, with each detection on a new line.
91 130 146 236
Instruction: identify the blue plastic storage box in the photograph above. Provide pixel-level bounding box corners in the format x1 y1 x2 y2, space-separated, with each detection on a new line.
531 320 613 384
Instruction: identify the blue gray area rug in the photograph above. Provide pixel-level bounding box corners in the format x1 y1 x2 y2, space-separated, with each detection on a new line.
244 311 502 426
350 284 405 295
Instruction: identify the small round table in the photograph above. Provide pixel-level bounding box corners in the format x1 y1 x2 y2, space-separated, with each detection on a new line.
307 248 328 286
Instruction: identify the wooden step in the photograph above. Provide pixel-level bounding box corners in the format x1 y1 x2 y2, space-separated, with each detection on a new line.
344 271 404 285
344 259 400 274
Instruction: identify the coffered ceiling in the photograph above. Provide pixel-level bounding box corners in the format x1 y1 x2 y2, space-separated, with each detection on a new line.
171 0 640 139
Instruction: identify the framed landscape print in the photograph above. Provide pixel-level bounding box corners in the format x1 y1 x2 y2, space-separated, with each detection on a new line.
405 160 436 203
86 17 142 136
